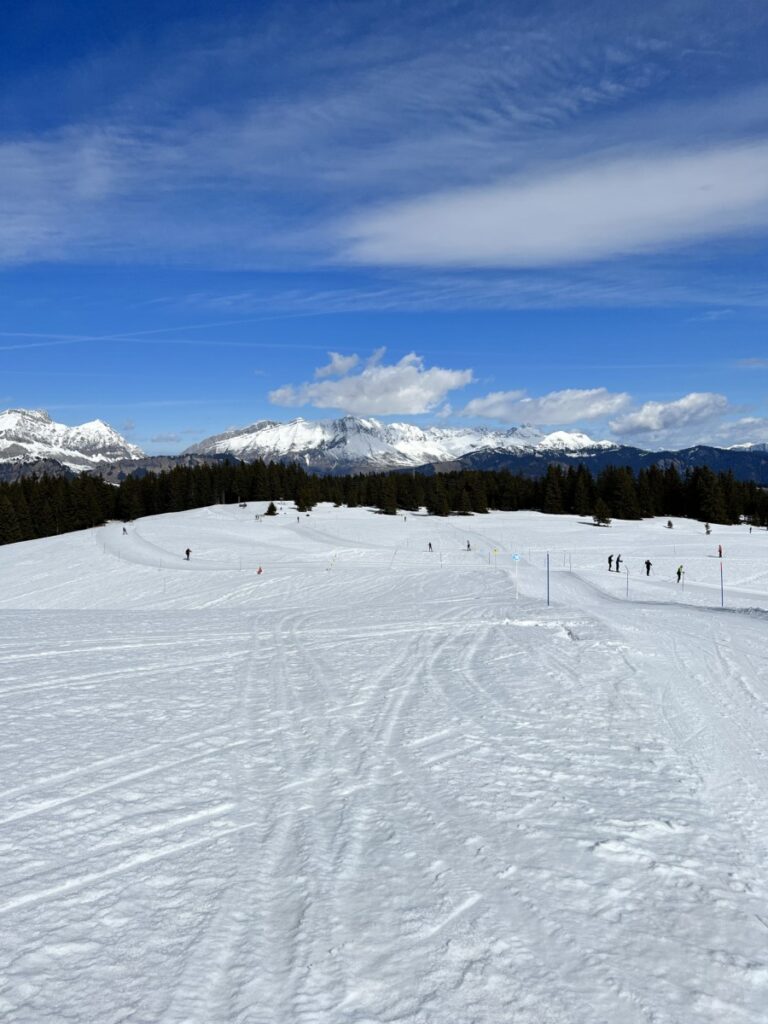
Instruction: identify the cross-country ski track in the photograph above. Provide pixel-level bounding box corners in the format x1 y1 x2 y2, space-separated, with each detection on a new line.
1 503 767 1023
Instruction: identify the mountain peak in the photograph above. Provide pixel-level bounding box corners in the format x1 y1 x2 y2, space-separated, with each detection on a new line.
0 408 144 469
182 415 615 474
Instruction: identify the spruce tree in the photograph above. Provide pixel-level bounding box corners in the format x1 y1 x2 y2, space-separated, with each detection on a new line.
543 466 564 514
0 495 23 545
592 498 611 527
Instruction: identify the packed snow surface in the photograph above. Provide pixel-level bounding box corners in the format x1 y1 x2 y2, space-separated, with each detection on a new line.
1 505 768 1023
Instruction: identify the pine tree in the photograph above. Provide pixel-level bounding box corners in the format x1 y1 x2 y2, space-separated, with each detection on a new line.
543 466 564 514
593 498 611 527
0 495 23 545
572 467 594 517
426 479 451 517
468 476 488 514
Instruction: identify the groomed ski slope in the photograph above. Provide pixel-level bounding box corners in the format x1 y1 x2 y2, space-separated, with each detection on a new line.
1 504 767 1024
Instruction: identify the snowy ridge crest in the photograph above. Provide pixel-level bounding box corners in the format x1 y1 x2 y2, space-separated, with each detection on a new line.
0 408 144 470
183 415 616 472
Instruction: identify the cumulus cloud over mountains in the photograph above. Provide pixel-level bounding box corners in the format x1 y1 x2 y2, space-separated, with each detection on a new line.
462 387 630 425
270 350 473 416
610 392 731 436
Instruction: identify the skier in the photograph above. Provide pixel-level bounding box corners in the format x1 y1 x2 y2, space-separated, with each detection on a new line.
608 554 613 571
718 544 723 558
644 559 652 576
257 566 263 575
467 541 471 551
615 554 622 573
676 565 683 583
428 542 433 552
122 526 127 535
185 548 191 561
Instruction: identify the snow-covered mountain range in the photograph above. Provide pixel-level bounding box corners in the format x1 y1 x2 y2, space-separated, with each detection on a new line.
183 416 617 474
4 408 768 483
0 409 144 470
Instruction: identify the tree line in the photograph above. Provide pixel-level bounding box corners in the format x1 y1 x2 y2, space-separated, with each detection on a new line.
1 459 767 546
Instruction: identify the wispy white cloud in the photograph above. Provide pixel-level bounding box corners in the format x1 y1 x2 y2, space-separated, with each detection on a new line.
341 141 768 268
186 267 768 316
270 350 472 415
315 352 359 378
1 2 765 279
692 308 735 322
609 391 730 436
712 417 768 446
462 387 630 424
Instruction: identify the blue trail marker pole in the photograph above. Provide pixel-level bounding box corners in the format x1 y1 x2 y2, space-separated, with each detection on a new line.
546 552 550 606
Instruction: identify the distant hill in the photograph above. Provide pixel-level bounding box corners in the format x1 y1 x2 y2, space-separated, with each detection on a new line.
433 444 768 483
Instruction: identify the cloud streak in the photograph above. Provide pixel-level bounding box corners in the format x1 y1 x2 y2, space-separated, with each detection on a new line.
341 141 768 268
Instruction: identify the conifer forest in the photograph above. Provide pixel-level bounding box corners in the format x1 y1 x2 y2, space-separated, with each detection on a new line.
1 460 767 546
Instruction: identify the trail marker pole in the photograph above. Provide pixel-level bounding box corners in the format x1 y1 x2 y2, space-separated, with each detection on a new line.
625 566 630 598
546 552 550 606
720 562 724 607
512 553 520 600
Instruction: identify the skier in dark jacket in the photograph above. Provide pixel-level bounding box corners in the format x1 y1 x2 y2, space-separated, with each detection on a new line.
608 554 613 571
644 559 652 576
185 548 191 561
615 554 622 573
676 565 683 583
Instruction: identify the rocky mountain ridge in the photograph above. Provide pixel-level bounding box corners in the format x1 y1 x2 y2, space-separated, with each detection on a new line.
0 409 144 471
2 409 768 484
182 415 617 474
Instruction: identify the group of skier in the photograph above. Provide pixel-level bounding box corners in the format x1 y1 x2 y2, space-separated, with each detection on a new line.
608 546 724 583
608 553 661 578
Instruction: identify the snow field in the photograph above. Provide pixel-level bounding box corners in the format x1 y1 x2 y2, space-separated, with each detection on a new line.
1 504 768 1023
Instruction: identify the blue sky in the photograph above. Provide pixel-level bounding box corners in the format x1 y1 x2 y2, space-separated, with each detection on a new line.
2 0 768 453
